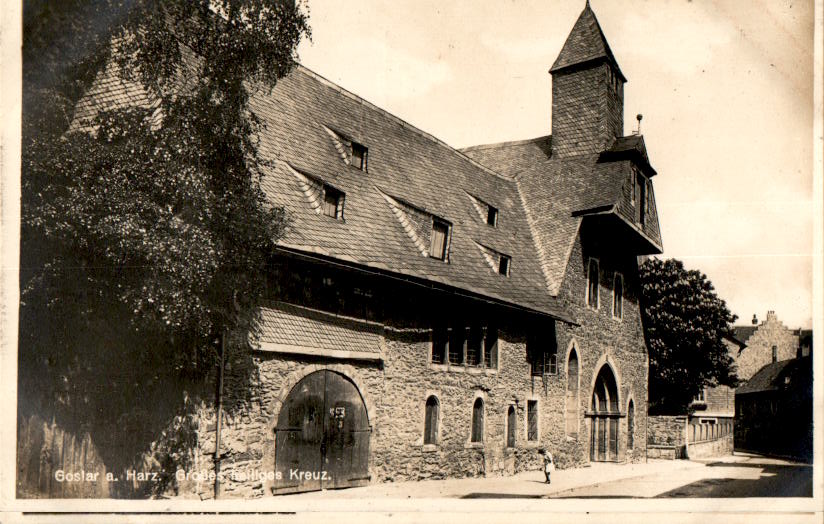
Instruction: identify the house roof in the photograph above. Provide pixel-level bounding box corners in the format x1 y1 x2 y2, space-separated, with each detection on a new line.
733 325 758 346
601 135 656 176
249 66 572 321
550 3 626 81
737 356 811 395
461 137 662 294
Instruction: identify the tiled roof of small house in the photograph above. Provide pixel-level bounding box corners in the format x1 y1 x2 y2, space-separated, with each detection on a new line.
461 136 662 295
550 3 626 81
252 66 572 321
736 356 811 395
255 301 383 358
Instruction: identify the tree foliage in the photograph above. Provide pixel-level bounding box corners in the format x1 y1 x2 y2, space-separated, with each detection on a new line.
639 258 739 415
20 0 309 495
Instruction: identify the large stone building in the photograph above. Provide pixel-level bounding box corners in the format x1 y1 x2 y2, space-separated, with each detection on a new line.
76 4 663 497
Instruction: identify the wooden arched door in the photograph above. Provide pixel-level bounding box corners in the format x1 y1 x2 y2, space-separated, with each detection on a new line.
273 370 371 493
589 365 620 462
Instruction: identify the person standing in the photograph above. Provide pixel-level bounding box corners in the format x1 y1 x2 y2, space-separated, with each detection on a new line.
541 449 555 484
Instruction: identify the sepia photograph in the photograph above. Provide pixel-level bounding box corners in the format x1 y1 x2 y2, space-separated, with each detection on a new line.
1 0 821 520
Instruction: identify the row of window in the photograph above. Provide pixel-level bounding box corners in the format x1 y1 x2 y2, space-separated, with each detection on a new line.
431 326 560 377
585 258 623 320
423 396 540 446
432 326 498 368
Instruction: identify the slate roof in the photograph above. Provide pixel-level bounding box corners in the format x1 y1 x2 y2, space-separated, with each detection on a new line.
255 301 383 356
550 3 626 81
71 56 574 321
248 66 572 321
737 357 811 395
461 136 662 295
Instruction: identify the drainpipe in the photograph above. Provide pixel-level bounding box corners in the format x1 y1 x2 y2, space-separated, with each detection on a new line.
214 330 226 500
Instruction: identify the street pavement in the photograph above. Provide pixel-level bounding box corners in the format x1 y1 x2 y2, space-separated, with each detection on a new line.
277 452 811 500
550 453 812 498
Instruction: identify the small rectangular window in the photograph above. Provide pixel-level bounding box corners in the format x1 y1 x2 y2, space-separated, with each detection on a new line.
484 327 498 369
612 273 623 320
322 186 344 219
351 142 367 171
529 332 557 376
772 345 778 363
448 327 464 365
630 170 637 205
431 326 447 364
430 219 450 261
527 400 538 441
466 326 482 367
587 259 599 308
487 206 498 226
548 353 557 375
498 255 511 276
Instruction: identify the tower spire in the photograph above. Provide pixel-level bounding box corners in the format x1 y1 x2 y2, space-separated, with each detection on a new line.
550 2 625 82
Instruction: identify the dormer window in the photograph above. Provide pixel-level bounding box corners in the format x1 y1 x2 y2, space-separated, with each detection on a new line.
629 169 637 206
498 255 511 276
351 142 368 171
487 206 498 227
322 185 344 220
430 219 450 261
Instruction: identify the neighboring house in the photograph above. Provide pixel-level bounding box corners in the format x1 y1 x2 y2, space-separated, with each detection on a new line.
733 311 800 381
689 335 743 424
74 4 662 497
735 356 813 462
795 328 813 358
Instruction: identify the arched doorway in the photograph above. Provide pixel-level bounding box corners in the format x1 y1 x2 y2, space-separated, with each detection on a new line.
589 365 620 462
273 370 371 493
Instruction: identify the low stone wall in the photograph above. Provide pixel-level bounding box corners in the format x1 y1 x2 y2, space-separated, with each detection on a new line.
686 435 733 459
646 445 683 460
646 416 687 460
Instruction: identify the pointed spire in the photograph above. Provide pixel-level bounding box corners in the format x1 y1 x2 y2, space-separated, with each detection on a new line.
550 2 625 81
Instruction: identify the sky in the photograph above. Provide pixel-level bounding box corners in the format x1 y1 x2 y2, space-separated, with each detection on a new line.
295 0 816 329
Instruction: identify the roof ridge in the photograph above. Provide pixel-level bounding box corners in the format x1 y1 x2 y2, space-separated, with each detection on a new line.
293 64 514 182
460 135 551 153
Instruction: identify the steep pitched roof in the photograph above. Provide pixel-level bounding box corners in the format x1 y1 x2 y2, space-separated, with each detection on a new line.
250 66 572 321
71 52 574 322
550 3 626 81
462 138 662 295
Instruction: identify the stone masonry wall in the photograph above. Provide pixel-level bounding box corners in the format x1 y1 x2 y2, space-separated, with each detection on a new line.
647 416 687 459
554 231 649 464
736 311 799 381
177 232 651 498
